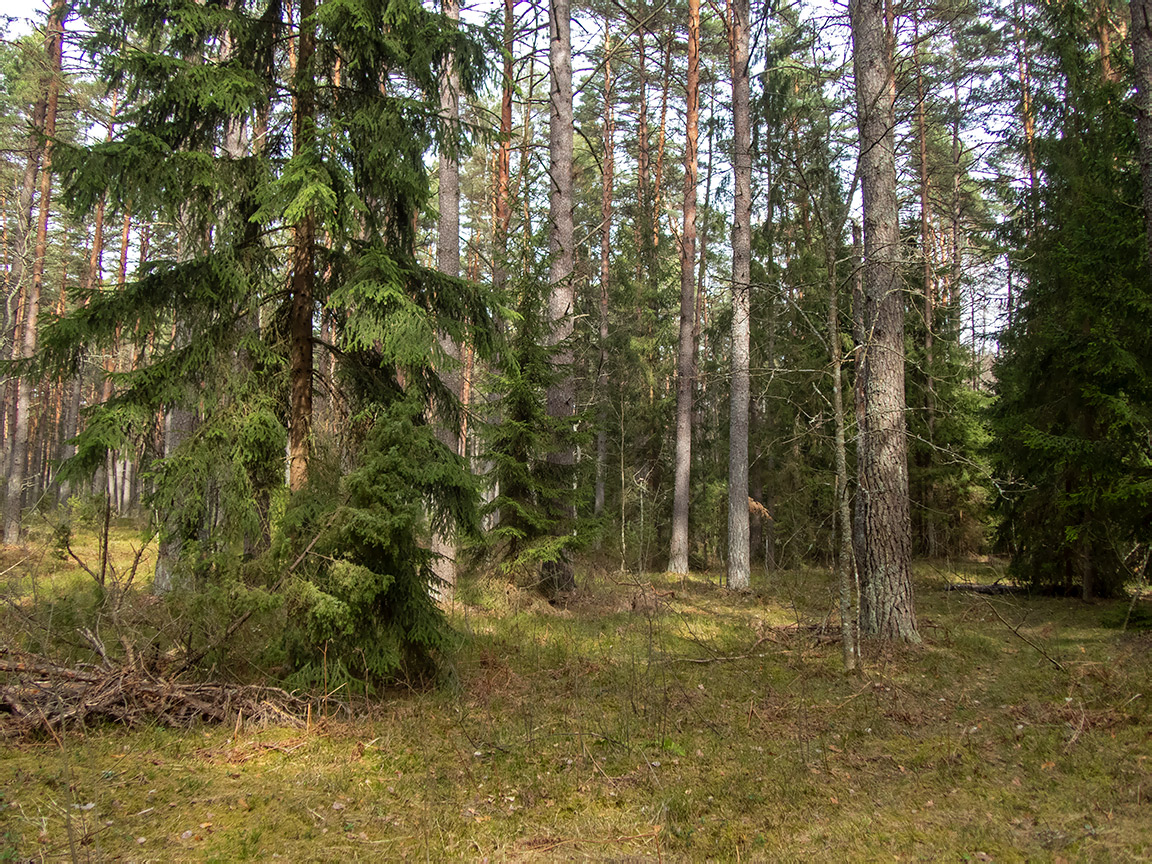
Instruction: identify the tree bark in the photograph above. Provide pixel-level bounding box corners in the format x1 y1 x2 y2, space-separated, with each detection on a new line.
2 56 49 502
826 219 857 671
668 0 699 576
1130 0 1152 279
432 0 462 603
595 24 615 520
544 0 576 594
849 0 919 642
726 0 752 591
288 0 316 493
5 0 64 544
913 13 938 558
494 0 513 290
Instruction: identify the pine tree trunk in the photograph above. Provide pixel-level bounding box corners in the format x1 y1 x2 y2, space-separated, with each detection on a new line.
2 67 48 506
913 15 938 558
432 0 462 603
494 0 513 291
5 0 63 544
595 25 614 521
102 212 131 512
727 0 752 591
288 0 316 493
668 0 700 576
849 0 919 642
1130 0 1152 277
636 31 652 283
543 0 577 595
652 39 673 249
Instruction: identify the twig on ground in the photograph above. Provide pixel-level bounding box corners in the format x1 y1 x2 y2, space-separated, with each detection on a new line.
980 597 1065 671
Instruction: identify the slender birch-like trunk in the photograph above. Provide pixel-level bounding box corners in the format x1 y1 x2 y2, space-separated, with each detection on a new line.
543 0 577 594
668 0 700 575
595 24 615 520
432 0 462 602
727 0 752 590
5 0 64 544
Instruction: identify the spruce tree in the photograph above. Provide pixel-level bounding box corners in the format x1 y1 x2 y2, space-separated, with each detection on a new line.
39 0 495 682
993 0 1152 599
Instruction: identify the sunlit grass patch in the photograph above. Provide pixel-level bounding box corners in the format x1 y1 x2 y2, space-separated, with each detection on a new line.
2 532 1151 860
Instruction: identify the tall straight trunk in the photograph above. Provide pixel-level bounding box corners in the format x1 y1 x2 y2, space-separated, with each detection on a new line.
1009 0 1036 324
103 212 131 510
544 0 576 594
494 0 513 290
652 39 673 248
727 0 752 591
826 222 857 671
5 1 64 544
288 0 316 493
432 0 462 602
61 96 118 500
1131 0 1152 278
636 31 652 283
595 25 615 520
2 75 48 488
668 0 700 575
913 14 938 558
1 187 7 288
849 0 919 642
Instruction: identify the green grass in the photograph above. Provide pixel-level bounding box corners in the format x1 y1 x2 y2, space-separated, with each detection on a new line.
2 543 1151 861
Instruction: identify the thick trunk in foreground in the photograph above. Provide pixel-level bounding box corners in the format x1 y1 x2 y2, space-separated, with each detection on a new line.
668 0 700 576
849 0 919 642
5 1 63 544
543 0 576 595
726 0 752 591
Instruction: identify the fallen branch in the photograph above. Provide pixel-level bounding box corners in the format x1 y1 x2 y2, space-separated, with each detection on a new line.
0 647 306 738
946 582 1026 595
980 598 1065 671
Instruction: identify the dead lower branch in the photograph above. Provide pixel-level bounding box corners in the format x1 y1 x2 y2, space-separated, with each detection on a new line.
0 646 306 738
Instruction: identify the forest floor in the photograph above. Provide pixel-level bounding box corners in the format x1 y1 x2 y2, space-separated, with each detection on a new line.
1 526 1151 861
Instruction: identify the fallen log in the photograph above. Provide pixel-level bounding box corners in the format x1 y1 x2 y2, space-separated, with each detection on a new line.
944 582 1027 595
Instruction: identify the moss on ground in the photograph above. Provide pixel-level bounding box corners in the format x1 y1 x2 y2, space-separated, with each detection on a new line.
2 550 1150 860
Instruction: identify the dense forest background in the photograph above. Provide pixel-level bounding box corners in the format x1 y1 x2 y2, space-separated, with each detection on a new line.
0 0 1149 686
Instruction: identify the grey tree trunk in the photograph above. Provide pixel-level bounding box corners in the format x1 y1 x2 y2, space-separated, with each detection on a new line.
432 0 462 603
849 0 919 642
826 223 857 671
1131 0 1152 277
726 0 752 591
2 94 46 490
543 0 576 594
595 25 614 520
668 0 700 576
913 13 938 558
5 1 63 544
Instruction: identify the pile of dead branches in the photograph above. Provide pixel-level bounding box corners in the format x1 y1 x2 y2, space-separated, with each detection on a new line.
0 647 307 738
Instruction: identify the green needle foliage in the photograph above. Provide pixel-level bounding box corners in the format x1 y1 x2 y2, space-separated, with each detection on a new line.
992 1 1152 598
477 268 590 592
37 0 497 684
